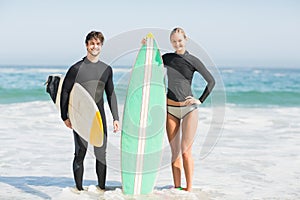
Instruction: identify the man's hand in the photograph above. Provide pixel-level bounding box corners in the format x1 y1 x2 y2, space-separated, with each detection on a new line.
113 120 120 133
64 119 72 129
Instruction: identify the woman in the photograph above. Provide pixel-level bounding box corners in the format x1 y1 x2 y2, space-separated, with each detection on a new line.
162 28 215 191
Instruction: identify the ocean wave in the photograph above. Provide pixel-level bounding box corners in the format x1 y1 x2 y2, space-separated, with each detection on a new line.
0 88 49 104
226 91 300 106
1 86 299 107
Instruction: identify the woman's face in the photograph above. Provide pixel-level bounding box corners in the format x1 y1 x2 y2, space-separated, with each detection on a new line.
170 32 186 53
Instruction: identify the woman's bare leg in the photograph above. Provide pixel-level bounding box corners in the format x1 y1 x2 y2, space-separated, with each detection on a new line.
181 109 198 191
166 113 181 188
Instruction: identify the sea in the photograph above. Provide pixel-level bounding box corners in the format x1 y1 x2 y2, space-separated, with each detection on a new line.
0 65 299 200
0 65 299 106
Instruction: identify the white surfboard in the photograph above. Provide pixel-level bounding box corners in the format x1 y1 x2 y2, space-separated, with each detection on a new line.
46 75 104 147
68 83 104 147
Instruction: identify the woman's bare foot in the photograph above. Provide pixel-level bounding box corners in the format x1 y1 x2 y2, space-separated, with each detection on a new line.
183 187 192 192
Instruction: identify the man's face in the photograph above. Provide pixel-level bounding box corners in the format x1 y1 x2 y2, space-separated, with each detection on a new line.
86 38 102 57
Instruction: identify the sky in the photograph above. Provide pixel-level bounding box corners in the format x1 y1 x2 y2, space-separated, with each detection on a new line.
0 0 299 68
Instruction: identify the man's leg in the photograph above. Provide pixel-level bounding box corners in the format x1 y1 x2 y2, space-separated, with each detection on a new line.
94 106 107 190
73 131 88 190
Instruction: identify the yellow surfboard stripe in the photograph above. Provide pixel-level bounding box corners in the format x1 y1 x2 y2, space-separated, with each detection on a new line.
89 111 104 147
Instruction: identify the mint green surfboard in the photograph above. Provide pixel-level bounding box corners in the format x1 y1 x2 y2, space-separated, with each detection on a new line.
121 33 166 195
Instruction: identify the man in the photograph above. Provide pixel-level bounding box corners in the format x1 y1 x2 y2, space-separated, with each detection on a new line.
60 31 120 191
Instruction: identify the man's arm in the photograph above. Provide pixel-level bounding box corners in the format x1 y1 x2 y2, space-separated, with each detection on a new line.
104 67 120 132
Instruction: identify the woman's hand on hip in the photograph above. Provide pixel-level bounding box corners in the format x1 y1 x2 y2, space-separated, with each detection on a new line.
184 96 201 106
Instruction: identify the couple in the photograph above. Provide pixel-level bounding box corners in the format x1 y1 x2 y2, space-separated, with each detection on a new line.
60 28 215 192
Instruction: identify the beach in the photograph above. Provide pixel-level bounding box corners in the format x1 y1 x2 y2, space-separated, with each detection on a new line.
0 66 299 199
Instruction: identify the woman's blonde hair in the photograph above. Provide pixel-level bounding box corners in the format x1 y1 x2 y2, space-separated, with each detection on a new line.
170 27 187 40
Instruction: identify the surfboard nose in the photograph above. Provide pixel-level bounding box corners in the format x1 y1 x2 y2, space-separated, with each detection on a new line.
146 32 154 39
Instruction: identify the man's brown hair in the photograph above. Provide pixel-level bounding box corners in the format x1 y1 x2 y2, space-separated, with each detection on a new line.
85 31 104 45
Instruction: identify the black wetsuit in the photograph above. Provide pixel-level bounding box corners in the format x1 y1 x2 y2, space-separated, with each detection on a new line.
60 57 119 190
162 51 215 103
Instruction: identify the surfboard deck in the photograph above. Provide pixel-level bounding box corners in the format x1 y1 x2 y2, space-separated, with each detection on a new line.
46 75 104 147
121 33 166 195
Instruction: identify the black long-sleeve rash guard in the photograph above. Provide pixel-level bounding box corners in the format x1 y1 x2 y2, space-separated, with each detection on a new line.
162 51 215 103
60 57 119 121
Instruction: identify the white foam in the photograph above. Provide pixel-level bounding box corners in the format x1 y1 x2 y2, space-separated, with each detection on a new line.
221 69 235 73
273 72 287 77
113 68 131 73
0 102 300 199
0 67 67 74
53 187 208 200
